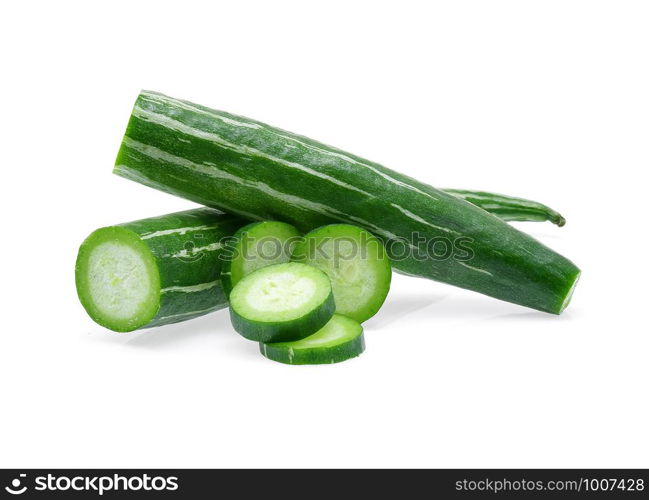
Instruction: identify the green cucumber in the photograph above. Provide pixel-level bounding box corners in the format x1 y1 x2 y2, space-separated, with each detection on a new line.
291 224 391 323
260 314 364 365
229 262 335 343
76 208 245 332
444 189 566 226
76 190 561 334
114 91 580 314
221 221 300 297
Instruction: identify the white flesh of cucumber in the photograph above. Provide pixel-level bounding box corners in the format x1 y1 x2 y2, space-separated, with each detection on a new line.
231 265 329 322
86 241 155 322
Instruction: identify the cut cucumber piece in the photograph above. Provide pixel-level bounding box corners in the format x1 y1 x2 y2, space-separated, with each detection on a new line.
76 208 245 332
229 262 335 343
221 221 300 297
260 314 365 365
291 224 391 323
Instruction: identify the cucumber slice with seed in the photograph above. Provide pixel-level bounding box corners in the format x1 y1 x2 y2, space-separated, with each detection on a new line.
291 224 391 323
260 314 365 365
229 262 335 343
221 221 300 297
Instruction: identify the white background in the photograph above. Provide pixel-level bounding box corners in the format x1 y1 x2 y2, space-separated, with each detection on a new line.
1 1 647 468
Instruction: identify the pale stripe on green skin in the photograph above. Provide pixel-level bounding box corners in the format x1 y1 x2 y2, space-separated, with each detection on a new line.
115 91 580 314
75 208 246 332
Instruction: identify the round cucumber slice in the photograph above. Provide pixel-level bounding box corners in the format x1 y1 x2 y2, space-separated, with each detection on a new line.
75 226 161 332
221 221 301 297
229 262 335 343
291 224 391 323
260 314 365 365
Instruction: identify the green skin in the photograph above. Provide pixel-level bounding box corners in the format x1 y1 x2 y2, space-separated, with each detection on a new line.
76 208 246 332
444 189 566 226
260 314 365 365
228 263 336 343
291 224 392 323
115 91 580 314
221 221 301 297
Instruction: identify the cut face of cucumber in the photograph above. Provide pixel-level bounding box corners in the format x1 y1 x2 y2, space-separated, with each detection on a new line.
221 221 300 297
76 227 161 332
229 262 335 343
76 208 244 332
291 224 391 323
260 314 365 365
87 242 153 320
